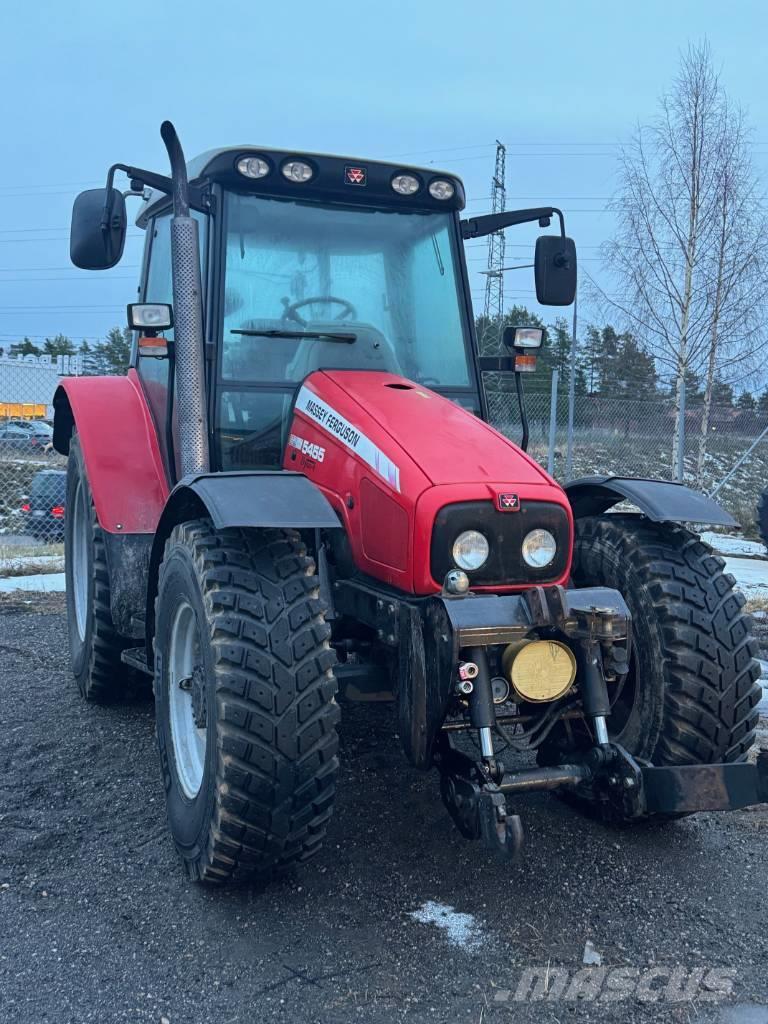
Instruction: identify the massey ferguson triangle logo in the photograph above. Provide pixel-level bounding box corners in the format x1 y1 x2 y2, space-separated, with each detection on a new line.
498 493 520 512
344 165 367 185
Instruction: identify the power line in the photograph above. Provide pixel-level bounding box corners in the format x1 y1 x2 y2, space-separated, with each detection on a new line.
0 275 136 283
0 265 139 273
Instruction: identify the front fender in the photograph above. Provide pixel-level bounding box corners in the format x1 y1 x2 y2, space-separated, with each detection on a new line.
53 370 169 534
144 471 341 650
565 475 737 527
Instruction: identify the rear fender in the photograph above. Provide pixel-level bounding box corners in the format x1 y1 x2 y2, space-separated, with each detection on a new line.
53 370 169 534
144 471 341 650
565 475 737 527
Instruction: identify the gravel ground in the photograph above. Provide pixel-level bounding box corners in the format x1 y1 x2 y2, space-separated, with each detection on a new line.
2 594 768 1024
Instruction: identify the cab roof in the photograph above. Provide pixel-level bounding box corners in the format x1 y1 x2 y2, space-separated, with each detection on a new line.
136 145 465 226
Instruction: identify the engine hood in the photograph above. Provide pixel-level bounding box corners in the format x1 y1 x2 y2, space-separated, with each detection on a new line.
321 370 556 488
288 370 572 594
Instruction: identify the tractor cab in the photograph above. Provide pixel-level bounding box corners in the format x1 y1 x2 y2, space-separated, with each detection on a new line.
71 139 575 482
133 148 481 477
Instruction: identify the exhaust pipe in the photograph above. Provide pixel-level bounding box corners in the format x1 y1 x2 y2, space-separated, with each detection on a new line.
160 120 209 477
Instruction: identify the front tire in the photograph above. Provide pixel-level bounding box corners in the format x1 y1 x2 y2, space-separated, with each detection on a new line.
154 521 339 884
542 516 761 769
64 435 130 702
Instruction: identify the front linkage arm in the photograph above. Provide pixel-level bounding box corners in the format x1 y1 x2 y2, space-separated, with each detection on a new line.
434 586 768 860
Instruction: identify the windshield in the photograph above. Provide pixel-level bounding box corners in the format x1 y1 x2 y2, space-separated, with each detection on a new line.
221 194 473 387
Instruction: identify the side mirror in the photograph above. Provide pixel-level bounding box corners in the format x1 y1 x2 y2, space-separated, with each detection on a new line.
70 188 127 270
503 326 543 350
534 235 577 306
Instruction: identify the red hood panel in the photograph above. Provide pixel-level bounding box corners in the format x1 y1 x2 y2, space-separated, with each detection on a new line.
324 370 554 488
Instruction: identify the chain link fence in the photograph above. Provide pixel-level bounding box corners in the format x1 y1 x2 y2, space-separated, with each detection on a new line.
0 357 765 560
485 373 768 535
0 359 67 565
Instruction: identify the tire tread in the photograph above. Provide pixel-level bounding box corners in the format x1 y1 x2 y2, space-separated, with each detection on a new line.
573 516 761 765
159 522 339 884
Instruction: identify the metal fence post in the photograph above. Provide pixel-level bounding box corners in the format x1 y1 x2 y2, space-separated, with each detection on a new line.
676 384 686 483
565 294 577 481
547 369 559 477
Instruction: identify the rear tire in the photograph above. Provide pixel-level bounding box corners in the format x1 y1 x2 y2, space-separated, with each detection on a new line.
154 521 339 884
541 516 761 772
64 435 130 702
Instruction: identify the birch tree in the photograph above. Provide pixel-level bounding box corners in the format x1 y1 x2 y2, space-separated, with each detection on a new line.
600 41 767 473
695 105 768 482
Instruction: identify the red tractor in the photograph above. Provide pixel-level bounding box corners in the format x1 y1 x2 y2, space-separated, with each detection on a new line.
55 122 766 883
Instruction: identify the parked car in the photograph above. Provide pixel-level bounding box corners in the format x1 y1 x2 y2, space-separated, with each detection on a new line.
0 421 53 453
20 470 66 541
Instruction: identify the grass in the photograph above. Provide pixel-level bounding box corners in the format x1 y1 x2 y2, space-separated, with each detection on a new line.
0 559 64 578
0 542 64 577
0 542 63 560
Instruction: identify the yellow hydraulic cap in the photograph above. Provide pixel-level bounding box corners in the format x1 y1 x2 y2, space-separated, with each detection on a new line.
502 640 577 703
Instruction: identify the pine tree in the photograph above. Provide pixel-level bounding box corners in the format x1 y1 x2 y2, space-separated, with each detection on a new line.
710 379 733 407
10 337 41 357
96 327 132 375
43 334 76 357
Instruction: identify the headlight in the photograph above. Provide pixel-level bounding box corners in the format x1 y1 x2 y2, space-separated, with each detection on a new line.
236 156 270 179
281 160 314 183
452 530 489 571
521 529 557 569
428 178 455 200
391 174 420 195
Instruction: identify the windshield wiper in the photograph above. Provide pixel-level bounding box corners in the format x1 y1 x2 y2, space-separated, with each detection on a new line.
231 328 356 344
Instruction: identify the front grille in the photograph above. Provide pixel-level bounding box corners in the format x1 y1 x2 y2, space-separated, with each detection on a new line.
430 500 571 587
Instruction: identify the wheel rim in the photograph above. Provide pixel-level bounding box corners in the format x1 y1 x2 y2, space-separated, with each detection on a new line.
71 477 89 642
168 599 207 799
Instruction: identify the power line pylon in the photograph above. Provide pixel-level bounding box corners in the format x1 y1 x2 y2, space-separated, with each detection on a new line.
482 140 506 352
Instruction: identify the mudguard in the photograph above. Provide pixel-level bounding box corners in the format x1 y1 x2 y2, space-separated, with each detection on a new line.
565 475 737 528
174 472 342 531
144 471 341 647
53 370 169 534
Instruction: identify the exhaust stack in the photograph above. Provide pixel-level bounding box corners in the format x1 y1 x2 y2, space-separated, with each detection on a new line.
160 120 209 477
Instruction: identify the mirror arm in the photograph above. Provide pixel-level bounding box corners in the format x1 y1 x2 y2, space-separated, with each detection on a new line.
461 206 567 240
99 162 204 233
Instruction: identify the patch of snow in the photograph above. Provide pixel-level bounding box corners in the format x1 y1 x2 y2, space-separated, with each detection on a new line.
724 556 768 600
582 940 602 966
408 901 483 951
701 532 767 559
0 572 65 593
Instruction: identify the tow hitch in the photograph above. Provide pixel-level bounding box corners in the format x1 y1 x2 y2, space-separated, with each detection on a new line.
437 734 768 859
436 592 768 859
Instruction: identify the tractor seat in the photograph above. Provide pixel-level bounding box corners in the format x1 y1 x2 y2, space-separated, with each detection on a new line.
286 321 403 379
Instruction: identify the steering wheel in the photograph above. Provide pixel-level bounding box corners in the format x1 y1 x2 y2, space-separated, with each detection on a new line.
282 295 357 325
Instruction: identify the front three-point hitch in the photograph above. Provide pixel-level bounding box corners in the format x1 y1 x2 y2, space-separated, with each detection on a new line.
436 600 626 860
435 592 768 859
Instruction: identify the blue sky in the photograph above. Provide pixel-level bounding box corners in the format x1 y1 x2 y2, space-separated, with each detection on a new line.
0 0 765 350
